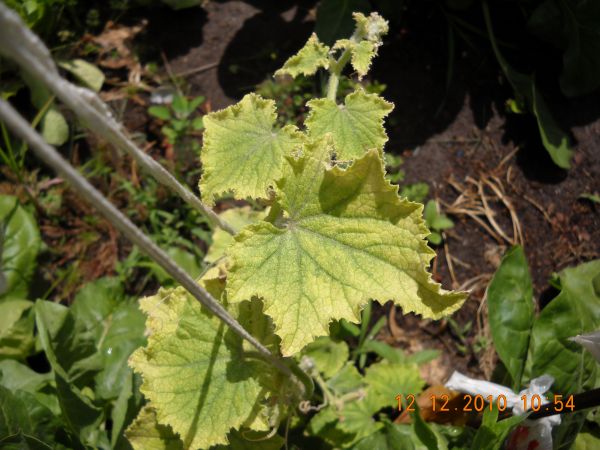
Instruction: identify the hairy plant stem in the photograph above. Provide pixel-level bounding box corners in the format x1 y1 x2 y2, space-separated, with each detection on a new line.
326 31 360 101
0 3 235 236
0 97 308 392
313 371 365 411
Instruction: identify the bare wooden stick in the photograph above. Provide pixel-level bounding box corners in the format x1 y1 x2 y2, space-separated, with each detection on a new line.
0 3 234 235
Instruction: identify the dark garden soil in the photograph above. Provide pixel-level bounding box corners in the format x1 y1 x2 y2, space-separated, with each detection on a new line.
17 1 599 385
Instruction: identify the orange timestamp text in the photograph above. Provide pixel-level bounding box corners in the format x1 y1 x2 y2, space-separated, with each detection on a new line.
395 393 575 413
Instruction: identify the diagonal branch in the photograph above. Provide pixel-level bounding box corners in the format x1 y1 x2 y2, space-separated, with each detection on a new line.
0 2 234 235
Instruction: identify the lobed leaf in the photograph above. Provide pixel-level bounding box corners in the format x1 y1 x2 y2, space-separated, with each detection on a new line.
129 287 280 449
364 362 425 410
199 94 303 205
274 33 330 78
125 405 183 450
302 336 349 378
227 141 466 355
334 39 376 79
305 89 393 160
205 207 264 266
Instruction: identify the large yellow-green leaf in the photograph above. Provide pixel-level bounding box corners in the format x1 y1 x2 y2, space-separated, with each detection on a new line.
334 39 376 79
364 361 425 410
205 207 264 265
305 90 393 160
126 405 183 450
275 33 330 78
129 287 279 449
199 94 303 205
227 142 466 355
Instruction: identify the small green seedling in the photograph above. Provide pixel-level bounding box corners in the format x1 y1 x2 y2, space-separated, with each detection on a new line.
148 94 205 148
424 199 454 245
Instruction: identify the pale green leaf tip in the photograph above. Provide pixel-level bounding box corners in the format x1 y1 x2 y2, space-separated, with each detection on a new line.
306 89 394 160
275 33 330 78
129 288 268 449
199 93 304 205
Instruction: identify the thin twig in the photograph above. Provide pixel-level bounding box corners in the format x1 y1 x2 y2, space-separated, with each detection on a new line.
0 4 234 235
175 60 220 78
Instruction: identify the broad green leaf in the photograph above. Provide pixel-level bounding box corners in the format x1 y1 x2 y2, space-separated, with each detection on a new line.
315 0 371 45
125 405 183 450
411 405 441 450
308 406 355 447
129 287 279 449
0 195 40 299
365 362 425 409
59 59 105 92
354 422 416 450
0 360 58 415
111 371 143 448
40 107 69 146
227 144 465 355
469 408 524 450
0 360 52 393
34 297 102 385
199 93 303 204
305 89 393 160
339 394 383 442
327 363 364 395
0 299 34 359
487 246 534 391
529 0 600 97
69 277 146 400
148 105 171 120
171 95 188 116
528 259 600 395
532 83 573 169
35 301 105 447
483 2 572 169
334 39 376 79
302 336 349 378
205 207 264 265
275 34 330 78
